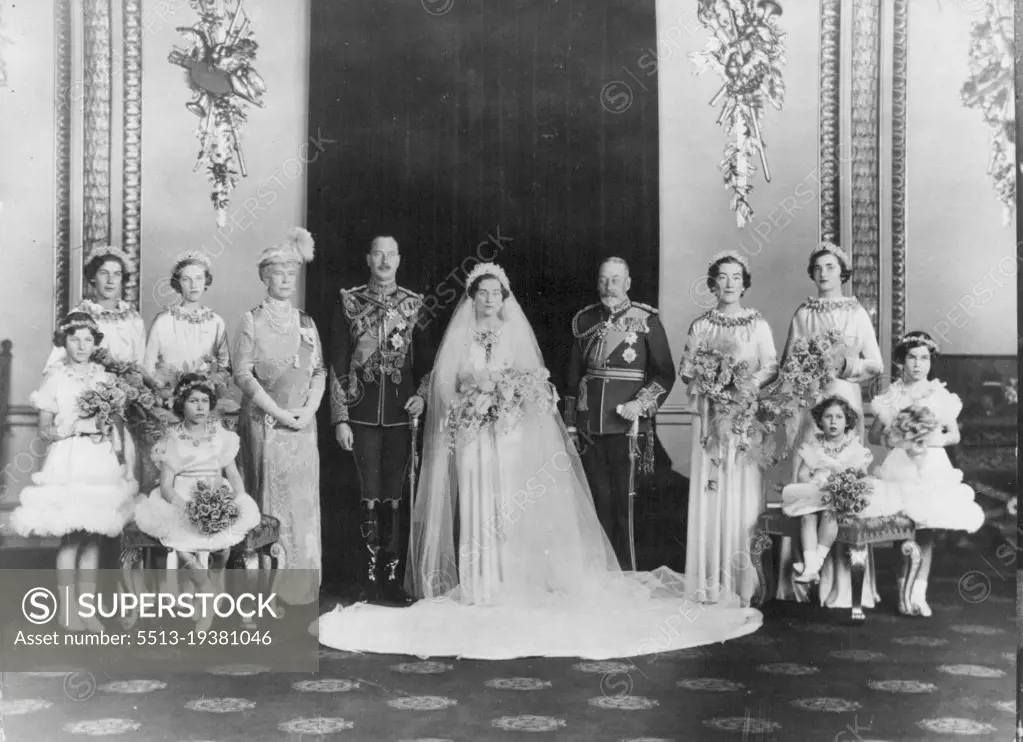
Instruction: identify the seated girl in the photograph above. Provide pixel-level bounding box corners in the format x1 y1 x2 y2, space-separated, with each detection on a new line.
867 331 985 616
781 395 901 584
133 373 261 574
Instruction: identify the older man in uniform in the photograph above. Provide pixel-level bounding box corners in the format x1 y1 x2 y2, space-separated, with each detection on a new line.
564 257 675 569
330 236 434 602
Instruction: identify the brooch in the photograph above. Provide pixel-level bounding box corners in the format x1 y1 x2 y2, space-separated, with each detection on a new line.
622 347 637 363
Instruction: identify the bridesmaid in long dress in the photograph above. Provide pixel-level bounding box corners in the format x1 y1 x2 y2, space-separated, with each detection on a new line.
681 252 778 605
144 252 232 387
779 242 883 609
46 245 147 485
234 228 325 605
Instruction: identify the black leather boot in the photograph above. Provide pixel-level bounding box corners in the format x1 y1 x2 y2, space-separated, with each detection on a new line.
356 504 382 603
381 502 411 604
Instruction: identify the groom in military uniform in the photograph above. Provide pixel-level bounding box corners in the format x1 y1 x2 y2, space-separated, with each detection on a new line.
565 257 675 569
330 236 434 602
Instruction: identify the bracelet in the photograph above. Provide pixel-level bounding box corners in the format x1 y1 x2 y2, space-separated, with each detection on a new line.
566 426 577 432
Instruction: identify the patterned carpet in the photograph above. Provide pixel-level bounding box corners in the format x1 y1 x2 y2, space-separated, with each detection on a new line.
1 549 1017 742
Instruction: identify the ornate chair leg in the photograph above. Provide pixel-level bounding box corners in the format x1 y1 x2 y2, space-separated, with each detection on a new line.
118 547 145 629
900 539 922 616
750 531 775 608
847 544 868 622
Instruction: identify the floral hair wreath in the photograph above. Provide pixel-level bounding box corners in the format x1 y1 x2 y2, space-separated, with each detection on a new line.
464 262 511 294
173 250 213 272
84 243 137 275
811 241 851 270
173 375 218 406
57 316 101 336
708 250 750 270
896 333 940 355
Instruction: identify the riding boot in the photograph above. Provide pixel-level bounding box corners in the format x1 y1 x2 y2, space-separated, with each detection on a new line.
357 504 382 603
382 502 410 604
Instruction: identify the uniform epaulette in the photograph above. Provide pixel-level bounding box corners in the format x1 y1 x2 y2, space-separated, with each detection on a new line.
397 286 424 300
631 301 658 315
571 303 601 337
340 285 366 299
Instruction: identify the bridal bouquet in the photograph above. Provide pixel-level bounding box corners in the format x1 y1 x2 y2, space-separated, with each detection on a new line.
77 382 128 438
685 343 761 456
762 328 847 444
186 480 241 536
445 368 558 449
883 404 940 457
820 467 872 523
92 348 175 445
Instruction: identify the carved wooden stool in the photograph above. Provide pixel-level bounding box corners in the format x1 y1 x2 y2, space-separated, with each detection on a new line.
752 509 920 622
834 514 919 621
119 514 283 604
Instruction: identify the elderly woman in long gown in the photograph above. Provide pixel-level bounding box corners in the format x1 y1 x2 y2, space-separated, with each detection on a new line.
680 252 778 606
234 228 325 605
778 242 883 609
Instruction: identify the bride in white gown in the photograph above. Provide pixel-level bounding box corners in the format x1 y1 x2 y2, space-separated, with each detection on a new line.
317 263 761 659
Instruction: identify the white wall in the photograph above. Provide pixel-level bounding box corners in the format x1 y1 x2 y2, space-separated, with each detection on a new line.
655 0 822 477
904 1 1016 355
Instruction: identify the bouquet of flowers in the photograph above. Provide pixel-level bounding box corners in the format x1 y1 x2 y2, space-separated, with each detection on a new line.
820 467 872 522
445 368 558 449
685 342 762 456
92 348 176 445
762 328 847 444
185 479 241 536
883 404 940 457
77 381 128 438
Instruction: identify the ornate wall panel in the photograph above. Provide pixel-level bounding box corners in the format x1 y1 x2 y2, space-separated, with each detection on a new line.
54 0 73 320
818 0 841 245
889 0 908 343
82 0 113 254
122 0 143 306
848 0 881 335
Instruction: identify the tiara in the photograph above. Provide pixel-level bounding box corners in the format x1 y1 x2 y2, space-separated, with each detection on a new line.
84 244 136 274
464 262 511 293
897 333 940 354
57 316 100 335
812 241 851 268
173 251 212 271
709 250 750 270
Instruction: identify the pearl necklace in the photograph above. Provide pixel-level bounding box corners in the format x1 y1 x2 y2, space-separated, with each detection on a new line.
262 296 296 334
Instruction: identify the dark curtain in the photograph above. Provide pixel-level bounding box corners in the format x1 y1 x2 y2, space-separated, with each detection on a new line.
306 0 662 589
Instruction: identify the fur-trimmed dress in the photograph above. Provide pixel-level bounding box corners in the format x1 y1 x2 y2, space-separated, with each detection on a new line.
871 380 985 532
11 361 137 537
781 433 902 519
132 423 261 552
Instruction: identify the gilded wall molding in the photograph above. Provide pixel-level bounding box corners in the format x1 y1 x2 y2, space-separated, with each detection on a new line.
818 0 841 245
54 0 73 322
848 0 881 334
82 0 113 268
890 0 908 343
122 0 143 308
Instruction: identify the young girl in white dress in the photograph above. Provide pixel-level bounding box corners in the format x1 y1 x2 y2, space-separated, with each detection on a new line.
132 373 260 567
867 331 985 616
144 252 231 387
782 395 902 584
12 313 138 631
680 252 778 605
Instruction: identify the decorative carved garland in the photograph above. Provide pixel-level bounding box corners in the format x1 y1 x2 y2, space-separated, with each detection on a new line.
689 0 787 228
960 0 1014 224
169 0 266 228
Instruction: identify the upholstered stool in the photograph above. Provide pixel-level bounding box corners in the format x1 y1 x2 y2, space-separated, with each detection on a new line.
752 508 919 622
119 514 282 612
